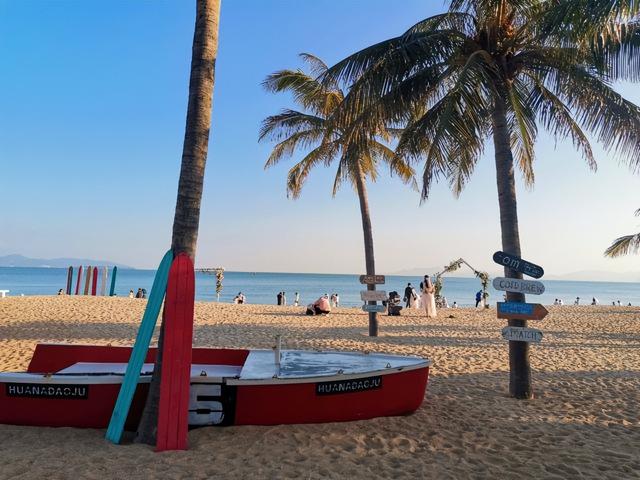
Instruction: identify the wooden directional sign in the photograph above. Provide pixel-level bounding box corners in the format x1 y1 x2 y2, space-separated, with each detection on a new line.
362 304 386 313
497 302 548 321
360 290 388 301
493 277 545 295
501 326 543 343
359 275 385 285
493 251 544 279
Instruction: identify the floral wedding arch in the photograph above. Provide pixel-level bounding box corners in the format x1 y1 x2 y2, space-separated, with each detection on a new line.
433 259 489 308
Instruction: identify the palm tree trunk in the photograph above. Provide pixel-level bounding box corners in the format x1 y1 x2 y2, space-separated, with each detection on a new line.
353 160 378 336
136 0 221 444
491 97 532 399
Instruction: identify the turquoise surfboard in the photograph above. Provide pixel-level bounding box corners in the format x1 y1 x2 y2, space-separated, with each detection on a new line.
109 266 118 296
105 249 174 444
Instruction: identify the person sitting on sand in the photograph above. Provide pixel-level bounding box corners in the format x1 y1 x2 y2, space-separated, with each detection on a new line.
452 301 458 308
574 297 580 305
233 292 245 304
592 297 599 306
306 294 331 315
129 289 134 298
57 289 64 295
135 288 143 299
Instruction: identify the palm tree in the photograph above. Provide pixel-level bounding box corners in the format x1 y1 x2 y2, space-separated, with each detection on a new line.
136 0 220 444
259 53 416 336
323 0 640 398
605 209 640 257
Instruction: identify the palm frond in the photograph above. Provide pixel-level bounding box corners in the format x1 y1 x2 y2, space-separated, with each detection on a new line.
259 109 326 142
285 141 340 199
507 77 538 187
604 232 640 257
527 75 597 171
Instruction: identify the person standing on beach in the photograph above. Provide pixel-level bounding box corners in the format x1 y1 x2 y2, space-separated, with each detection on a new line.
277 292 283 305
475 290 483 308
420 275 437 318
282 291 287 306
575 297 580 305
404 283 413 308
294 292 299 306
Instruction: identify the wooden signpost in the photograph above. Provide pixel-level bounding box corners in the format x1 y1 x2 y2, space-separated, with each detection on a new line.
359 275 385 336
501 326 543 343
360 290 387 302
492 277 545 295
493 251 547 399
497 302 548 321
362 304 386 313
492 251 544 279
359 275 385 285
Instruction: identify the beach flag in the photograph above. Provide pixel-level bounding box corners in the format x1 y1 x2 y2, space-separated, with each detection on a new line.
84 266 92 295
105 250 174 444
91 267 98 296
156 253 195 452
75 266 83 295
101 266 108 296
109 266 118 296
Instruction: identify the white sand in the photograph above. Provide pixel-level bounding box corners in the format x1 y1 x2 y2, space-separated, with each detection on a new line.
0 296 638 479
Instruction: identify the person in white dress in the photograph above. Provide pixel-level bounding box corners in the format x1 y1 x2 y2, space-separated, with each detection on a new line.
409 286 421 309
420 275 437 318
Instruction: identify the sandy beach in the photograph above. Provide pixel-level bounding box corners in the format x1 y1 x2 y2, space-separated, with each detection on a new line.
0 296 638 479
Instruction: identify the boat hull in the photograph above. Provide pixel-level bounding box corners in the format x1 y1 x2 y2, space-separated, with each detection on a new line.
0 344 430 429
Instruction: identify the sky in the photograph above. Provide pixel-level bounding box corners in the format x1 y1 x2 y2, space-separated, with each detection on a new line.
1 0 639 277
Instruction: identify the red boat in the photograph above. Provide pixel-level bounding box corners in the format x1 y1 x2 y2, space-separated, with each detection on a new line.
0 343 430 429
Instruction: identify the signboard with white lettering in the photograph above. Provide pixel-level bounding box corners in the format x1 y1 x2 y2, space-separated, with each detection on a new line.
492 277 545 295
497 302 548 321
362 304 386 313
493 251 544 279
359 275 385 285
501 326 543 343
360 290 388 301
6 383 88 399
316 376 382 395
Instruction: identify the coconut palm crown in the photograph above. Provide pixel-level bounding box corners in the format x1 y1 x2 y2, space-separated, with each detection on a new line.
321 0 640 397
259 53 415 199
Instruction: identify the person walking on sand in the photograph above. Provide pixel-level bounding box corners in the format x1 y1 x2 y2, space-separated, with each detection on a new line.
404 283 413 308
420 275 437 318
475 290 483 308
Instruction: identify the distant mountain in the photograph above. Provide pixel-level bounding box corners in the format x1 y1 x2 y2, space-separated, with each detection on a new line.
0 254 133 269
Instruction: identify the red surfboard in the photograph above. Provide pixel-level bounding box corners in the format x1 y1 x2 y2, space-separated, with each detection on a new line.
156 253 195 452
91 267 98 296
75 266 83 295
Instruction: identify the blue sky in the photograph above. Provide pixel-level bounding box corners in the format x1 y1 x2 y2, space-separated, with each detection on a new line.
1 0 639 277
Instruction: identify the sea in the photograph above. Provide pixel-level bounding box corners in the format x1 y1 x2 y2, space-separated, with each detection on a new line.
0 267 638 307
